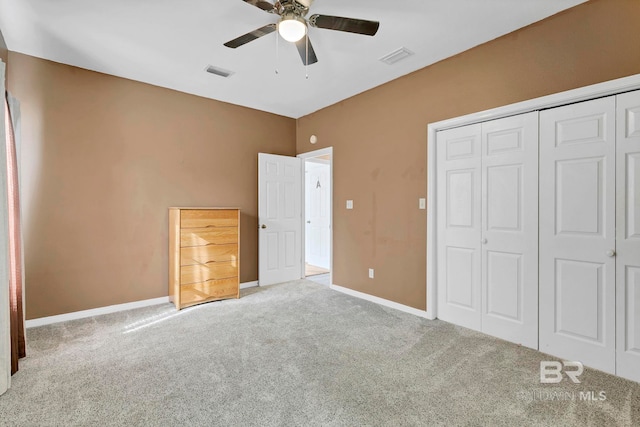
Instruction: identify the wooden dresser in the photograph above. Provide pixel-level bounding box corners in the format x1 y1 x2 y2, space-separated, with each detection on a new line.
169 208 240 309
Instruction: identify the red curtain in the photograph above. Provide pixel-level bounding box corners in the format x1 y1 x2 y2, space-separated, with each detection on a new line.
5 95 25 374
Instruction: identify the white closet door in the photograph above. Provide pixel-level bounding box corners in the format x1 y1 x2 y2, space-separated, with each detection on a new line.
437 124 482 330
481 112 539 349
616 90 640 383
539 96 616 374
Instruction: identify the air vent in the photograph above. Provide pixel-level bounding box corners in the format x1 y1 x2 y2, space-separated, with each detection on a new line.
205 65 234 78
379 47 414 65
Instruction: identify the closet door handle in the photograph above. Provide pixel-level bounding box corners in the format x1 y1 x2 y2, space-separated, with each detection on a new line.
605 250 616 257
481 238 488 244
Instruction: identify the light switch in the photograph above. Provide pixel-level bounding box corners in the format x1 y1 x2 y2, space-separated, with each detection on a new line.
346 200 353 209
419 198 426 210
368 268 374 279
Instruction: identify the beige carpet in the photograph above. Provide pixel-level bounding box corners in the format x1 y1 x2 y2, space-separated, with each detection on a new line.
1 280 639 426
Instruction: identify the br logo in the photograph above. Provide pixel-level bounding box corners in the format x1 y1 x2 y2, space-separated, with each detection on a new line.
540 361 584 384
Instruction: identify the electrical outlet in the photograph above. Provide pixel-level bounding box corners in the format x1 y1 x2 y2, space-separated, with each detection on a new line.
368 268 374 279
419 198 426 210
346 200 354 209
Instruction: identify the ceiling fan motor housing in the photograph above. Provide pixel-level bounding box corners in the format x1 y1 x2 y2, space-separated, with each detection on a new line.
276 0 311 18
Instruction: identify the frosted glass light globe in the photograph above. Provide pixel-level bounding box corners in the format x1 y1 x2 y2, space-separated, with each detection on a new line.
279 18 307 43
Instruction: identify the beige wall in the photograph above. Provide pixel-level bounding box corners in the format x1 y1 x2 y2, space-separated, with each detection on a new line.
296 0 640 310
7 53 296 319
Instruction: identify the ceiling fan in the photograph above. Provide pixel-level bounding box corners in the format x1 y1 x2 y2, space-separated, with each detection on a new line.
224 0 380 65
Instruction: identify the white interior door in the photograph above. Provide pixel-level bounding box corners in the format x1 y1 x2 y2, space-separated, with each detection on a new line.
616 90 640 383
539 96 616 374
481 112 538 349
258 153 302 286
437 124 482 331
305 161 330 270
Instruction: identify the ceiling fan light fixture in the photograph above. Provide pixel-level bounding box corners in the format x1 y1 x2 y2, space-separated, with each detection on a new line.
278 15 307 43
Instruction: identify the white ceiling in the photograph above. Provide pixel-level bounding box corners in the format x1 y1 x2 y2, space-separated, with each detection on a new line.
0 0 586 119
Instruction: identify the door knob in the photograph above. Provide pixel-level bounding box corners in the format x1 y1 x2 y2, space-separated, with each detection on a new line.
261 224 267 229
606 249 616 257
481 238 488 244
306 221 311 224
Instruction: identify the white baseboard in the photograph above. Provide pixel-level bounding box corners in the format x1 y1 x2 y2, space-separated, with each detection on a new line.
27 281 427 328
329 284 430 319
240 280 259 290
26 280 260 328
26 296 171 328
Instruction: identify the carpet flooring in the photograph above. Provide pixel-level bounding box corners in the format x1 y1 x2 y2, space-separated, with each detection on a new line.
1 280 639 426
306 273 330 286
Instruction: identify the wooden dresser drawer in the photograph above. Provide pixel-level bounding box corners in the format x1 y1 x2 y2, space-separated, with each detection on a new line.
181 209 238 229
181 244 238 266
180 278 239 307
181 261 238 285
180 227 238 247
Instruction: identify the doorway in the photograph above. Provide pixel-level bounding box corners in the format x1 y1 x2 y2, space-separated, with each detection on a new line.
298 148 333 286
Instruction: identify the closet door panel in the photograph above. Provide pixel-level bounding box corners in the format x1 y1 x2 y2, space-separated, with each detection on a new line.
616 89 640 383
481 112 539 349
540 96 616 374
437 124 482 330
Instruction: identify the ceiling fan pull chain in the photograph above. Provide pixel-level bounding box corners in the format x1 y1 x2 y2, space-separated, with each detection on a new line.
275 23 279 75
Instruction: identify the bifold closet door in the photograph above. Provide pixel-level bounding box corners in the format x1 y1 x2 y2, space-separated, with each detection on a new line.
481 112 538 349
539 96 616 374
437 113 538 346
437 124 482 331
616 90 640 383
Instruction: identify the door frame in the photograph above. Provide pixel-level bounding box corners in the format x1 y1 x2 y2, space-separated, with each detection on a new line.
298 147 333 285
426 73 640 320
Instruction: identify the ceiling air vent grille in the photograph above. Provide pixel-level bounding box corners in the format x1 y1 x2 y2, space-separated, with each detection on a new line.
205 65 234 78
379 47 414 65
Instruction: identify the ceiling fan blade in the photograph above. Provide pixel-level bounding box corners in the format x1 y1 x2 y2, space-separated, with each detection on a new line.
224 24 277 48
242 0 277 13
295 35 318 65
309 14 379 36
